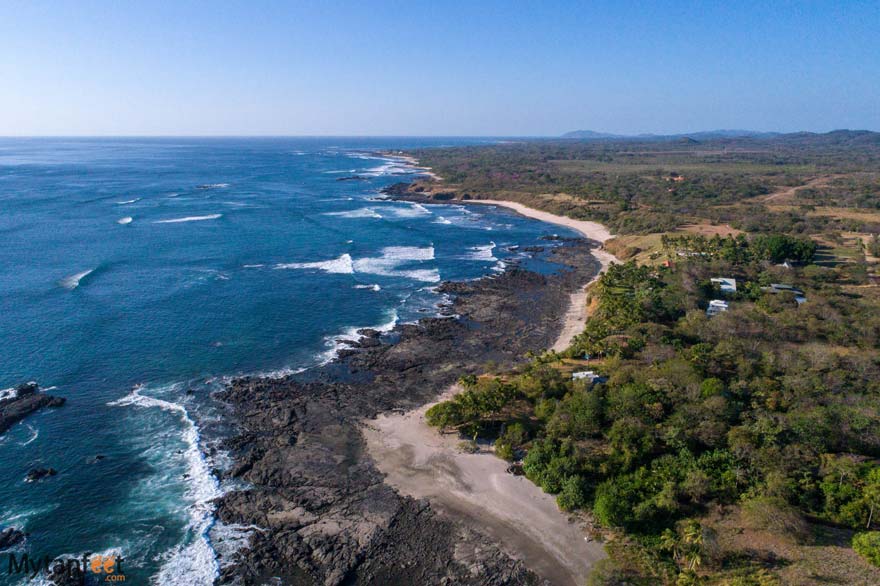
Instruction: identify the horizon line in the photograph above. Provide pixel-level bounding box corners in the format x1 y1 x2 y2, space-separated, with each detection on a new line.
0 128 876 140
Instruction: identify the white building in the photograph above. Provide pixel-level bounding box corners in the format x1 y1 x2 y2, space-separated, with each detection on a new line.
711 277 737 294
706 299 729 316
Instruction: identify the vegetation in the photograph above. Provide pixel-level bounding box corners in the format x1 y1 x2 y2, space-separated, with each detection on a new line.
411 132 880 583
411 131 880 238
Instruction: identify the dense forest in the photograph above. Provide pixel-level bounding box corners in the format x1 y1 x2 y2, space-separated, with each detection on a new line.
417 132 880 585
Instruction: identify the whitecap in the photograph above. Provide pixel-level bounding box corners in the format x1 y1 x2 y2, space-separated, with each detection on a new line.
0 387 18 401
274 253 354 274
273 247 438 282
355 284 381 291
323 208 383 219
352 246 439 283
196 183 230 189
117 216 133 225
153 214 222 224
434 216 453 225
379 246 435 261
242 264 264 269
387 203 432 218
464 242 497 262
59 268 95 290
115 198 140 205
109 386 221 586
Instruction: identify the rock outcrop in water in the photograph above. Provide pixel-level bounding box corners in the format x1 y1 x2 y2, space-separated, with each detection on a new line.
0 527 26 550
25 467 58 482
0 382 65 435
215 240 601 585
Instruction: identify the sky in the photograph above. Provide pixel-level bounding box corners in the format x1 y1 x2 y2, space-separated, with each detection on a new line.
1 0 879 136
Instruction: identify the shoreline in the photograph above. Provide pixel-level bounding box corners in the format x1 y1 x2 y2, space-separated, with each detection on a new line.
462 199 616 351
364 198 617 585
214 233 601 584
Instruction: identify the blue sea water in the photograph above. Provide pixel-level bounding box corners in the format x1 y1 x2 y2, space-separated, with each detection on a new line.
0 138 579 584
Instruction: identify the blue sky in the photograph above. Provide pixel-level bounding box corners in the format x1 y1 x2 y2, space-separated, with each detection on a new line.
1 0 878 136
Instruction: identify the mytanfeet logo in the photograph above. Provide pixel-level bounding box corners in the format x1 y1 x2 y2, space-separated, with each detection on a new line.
7 553 126 582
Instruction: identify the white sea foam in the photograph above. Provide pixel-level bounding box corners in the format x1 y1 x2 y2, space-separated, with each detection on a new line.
324 207 383 219
434 216 453 225
465 242 497 262
115 198 140 205
330 308 398 348
109 385 221 586
196 183 230 189
59 269 95 290
19 424 38 446
117 216 133 225
0 387 18 401
388 203 431 218
154 214 222 224
272 247 438 282
352 246 439 282
242 264 265 268
274 253 354 274
355 283 381 291
209 523 262 571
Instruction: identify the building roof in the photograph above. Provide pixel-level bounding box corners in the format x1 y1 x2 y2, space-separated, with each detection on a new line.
711 277 737 292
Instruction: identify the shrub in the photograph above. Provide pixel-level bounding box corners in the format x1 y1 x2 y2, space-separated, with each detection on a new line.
557 475 588 511
852 531 880 567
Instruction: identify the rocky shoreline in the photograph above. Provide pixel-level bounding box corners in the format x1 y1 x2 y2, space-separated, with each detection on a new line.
213 217 602 585
0 382 65 435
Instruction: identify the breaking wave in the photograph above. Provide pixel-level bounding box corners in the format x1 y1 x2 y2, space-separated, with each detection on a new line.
154 214 223 224
109 385 222 586
273 246 438 283
274 253 354 274
59 269 95 290
117 216 133 225
465 242 497 262
324 208 384 219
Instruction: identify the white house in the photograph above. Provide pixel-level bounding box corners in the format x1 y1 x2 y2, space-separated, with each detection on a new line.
711 277 737 294
706 299 729 316
572 370 606 384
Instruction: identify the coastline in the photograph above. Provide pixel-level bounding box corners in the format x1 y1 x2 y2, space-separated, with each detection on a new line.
214 232 602 584
363 200 617 586
462 199 616 351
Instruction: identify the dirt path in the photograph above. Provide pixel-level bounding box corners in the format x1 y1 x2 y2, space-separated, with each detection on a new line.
763 174 835 203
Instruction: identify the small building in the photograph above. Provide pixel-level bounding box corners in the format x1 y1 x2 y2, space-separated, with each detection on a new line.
572 370 606 384
706 299 729 316
762 283 806 304
711 277 737 294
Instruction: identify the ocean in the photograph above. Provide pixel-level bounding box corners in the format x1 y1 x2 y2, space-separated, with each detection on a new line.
0 137 580 584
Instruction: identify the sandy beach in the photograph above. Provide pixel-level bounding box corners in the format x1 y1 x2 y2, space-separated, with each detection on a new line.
466 200 616 351
364 203 617 585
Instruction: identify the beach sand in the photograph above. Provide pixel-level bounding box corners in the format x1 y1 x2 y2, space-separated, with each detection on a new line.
363 203 617 585
465 200 616 351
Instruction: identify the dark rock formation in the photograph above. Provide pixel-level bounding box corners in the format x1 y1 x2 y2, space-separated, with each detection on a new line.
214 239 601 585
0 527 26 550
25 467 57 482
0 382 65 435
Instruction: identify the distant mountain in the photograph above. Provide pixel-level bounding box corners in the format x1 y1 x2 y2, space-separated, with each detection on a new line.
561 129 781 141
560 130 623 139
